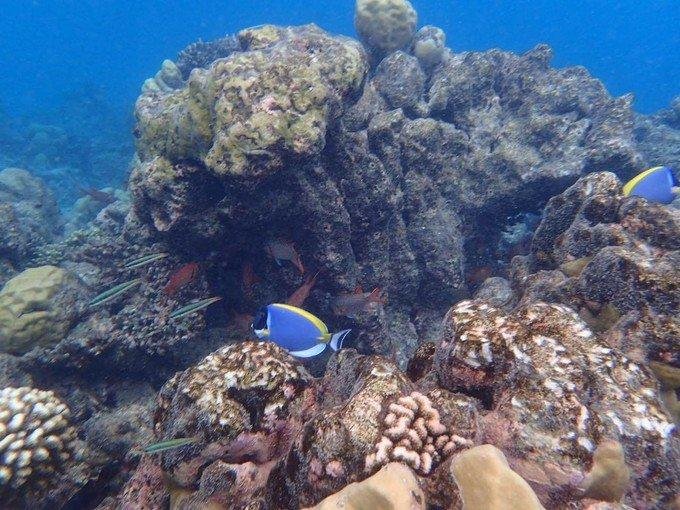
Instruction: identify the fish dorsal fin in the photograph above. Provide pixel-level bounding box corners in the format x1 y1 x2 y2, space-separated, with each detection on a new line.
623 166 664 196
354 285 363 294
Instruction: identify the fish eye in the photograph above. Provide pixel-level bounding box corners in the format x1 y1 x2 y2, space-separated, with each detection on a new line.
252 308 267 330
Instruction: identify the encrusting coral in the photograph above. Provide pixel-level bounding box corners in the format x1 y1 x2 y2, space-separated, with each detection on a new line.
365 391 471 475
0 387 78 499
354 0 417 55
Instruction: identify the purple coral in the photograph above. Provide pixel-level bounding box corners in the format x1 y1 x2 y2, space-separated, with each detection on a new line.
365 391 471 475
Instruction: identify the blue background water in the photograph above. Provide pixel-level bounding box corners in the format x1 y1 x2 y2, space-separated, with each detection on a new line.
0 0 678 208
2 0 677 117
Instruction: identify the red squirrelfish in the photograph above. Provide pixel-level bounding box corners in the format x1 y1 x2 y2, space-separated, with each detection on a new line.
331 287 386 318
242 262 260 299
164 262 200 296
286 271 319 308
265 239 304 275
229 312 254 334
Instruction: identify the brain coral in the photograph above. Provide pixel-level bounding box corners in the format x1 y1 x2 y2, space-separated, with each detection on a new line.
354 0 418 55
0 266 82 355
0 387 78 500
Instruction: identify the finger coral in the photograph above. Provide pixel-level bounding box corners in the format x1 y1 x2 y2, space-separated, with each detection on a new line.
0 387 78 500
365 391 471 475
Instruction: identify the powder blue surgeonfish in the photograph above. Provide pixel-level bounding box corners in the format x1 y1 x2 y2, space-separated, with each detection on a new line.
252 304 351 358
623 166 678 204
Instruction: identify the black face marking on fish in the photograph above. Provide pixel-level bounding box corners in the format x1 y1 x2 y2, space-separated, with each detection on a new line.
252 308 267 331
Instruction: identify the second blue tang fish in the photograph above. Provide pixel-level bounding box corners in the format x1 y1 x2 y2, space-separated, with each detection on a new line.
252 304 351 358
623 166 678 204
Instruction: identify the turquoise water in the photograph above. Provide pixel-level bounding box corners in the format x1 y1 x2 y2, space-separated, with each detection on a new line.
1 0 678 116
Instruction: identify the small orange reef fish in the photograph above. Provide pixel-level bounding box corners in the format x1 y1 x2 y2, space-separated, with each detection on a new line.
286 271 319 308
265 239 304 275
331 287 386 318
242 262 260 299
164 262 200 297
229 311 254 334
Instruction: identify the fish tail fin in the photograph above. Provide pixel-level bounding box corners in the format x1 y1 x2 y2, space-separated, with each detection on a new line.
368 287 386 304
330 329 352 351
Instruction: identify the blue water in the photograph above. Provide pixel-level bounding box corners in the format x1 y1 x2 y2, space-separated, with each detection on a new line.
1 0 678 117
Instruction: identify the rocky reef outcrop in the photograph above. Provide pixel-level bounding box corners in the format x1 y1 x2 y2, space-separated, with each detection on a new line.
127 17 643 367
1 0 677 508
0 168 60 279
635 96 680 171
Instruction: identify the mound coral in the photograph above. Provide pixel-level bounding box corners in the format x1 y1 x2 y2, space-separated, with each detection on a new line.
0 265 82 354
0 387 78 500
354 0 417 55
155 341 311 442
450 444 545 510
307 462 425 510
365 391 471 475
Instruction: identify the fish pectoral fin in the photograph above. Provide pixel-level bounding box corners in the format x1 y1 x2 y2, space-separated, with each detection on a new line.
290 343 327 358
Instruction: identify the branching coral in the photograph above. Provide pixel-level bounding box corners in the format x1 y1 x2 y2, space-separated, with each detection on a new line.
0 387 78 496
365 391 471 475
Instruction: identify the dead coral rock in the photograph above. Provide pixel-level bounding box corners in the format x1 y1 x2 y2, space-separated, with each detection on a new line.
305 462 425 510
434 299 678 508
451 444 545 510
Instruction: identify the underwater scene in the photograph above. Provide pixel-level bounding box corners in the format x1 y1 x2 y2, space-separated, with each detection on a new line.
1 0 679 508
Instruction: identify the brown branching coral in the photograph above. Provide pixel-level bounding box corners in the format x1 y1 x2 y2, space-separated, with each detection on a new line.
365 391 471 475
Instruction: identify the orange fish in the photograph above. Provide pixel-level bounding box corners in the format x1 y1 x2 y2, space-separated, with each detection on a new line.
229 312 254 334
265 239 304 275
164 262 200 297
286 271 319 308
242 262 260 299
331 286 385 318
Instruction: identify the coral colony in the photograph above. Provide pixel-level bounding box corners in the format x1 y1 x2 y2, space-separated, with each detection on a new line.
0 0 678 508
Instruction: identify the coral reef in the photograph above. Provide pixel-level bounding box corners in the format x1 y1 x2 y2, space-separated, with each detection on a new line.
5 1 679 507
0 265 83 355
175 35 241 79
354 0 417 56
306 462 425 510
451 444 545 510
635 96 680 170
0 387 80 505
0 168 60 269
434 300 677 507
364 391 471 475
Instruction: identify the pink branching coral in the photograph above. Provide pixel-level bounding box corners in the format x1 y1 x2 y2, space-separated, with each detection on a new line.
365 391 472 475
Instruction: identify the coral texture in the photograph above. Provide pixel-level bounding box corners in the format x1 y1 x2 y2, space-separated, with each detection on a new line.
354 0 417 55
451 444 545 510
0 387 78 501
364 391 471 475
434 300 677 508
306 462 425 510
0 265 82 354
0 168 60 268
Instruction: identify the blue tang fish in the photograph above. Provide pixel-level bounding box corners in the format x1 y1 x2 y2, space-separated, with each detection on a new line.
623 166 678 204
252 303 351 358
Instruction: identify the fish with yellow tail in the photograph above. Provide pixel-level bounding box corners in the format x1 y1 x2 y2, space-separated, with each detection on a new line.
623 166 678 204
251 304 351 358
